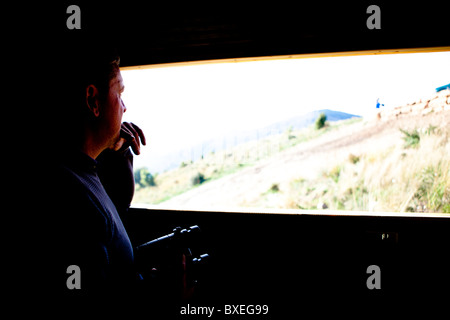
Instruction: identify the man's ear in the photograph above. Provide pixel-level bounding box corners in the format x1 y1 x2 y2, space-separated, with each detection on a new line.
86 85 100 117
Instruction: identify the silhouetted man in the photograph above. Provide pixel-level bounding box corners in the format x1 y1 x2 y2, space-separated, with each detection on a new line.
46 50 147 297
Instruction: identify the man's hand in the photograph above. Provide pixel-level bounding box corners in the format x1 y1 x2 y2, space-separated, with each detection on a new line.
111 122 146 155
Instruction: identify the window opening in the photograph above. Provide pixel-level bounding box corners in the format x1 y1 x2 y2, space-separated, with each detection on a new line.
121 50 450 215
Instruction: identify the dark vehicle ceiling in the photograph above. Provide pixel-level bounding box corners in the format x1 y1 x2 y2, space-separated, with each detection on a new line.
47 2 449 68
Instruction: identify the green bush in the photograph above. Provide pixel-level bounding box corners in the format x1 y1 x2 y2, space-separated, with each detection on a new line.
270 183 280 192
400 128 420 148
134 167 156 187
315 112 327 130
192 172 206 186
348 153 360 164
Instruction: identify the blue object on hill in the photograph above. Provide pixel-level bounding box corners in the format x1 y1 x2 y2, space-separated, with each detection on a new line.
376 98 384 109
436 83 450 92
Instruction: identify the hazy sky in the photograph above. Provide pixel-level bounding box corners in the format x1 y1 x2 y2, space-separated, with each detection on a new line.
121 52 450 170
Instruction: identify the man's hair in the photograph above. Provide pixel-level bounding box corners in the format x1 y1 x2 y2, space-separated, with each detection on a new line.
66 47 120 115
78 53 121 101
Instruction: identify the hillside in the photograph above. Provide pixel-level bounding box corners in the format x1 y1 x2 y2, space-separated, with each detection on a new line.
133 116 362 205
134 90 450 214
138 109 359 173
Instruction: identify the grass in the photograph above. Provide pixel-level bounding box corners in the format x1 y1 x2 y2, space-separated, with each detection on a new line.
285 124 449 213
410 161 449 213
324 165 342 183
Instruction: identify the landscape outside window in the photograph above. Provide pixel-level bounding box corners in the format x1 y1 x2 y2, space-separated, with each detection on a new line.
121 51 450 214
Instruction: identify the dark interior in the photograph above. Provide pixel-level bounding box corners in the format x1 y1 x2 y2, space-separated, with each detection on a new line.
126 208 450 311
28 1 449 316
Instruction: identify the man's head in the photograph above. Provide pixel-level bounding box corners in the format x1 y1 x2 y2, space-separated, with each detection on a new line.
83 57 127 155
56 45 126 158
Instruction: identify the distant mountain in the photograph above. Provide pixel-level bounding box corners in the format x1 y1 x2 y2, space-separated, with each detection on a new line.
142 109 360 173
257 109 361 135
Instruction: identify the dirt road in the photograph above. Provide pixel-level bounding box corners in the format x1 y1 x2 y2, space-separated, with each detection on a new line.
161 111 449 210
